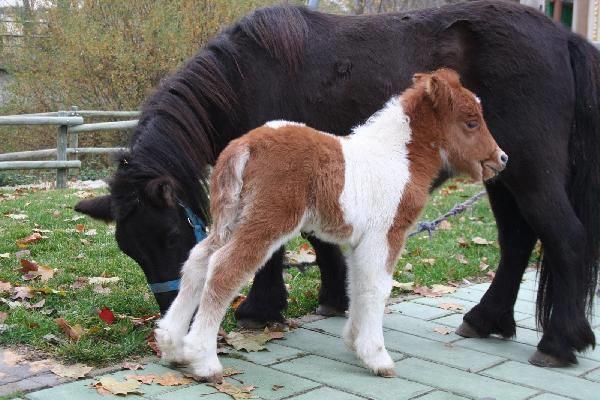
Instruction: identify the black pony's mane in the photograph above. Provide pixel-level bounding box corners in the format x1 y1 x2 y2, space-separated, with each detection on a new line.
110 6 309 221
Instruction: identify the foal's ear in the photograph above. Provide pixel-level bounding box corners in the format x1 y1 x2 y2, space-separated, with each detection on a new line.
145 176 176 208
74 195 114 222
424 74 453 111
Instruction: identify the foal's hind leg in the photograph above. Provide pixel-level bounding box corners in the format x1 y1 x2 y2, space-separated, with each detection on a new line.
182 226 300 381
308 236 349 316
155 235 220 364
344 234 395 376
458 181 537 339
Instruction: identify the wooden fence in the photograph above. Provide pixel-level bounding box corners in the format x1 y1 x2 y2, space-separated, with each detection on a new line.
0 107 139 188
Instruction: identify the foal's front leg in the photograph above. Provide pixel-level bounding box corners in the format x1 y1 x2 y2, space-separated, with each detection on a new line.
155 237 217 364
345 235 395 376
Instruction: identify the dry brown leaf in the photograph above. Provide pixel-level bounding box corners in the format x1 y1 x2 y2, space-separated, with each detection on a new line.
479 261 489 271
0 281 12 293
455 254 469 265
438 220 452 230
70 277 88 290
27 299 46 309
126 374 157 385
225 331 283 352
55 318 85 341
222 367 243 378
231 294 247 310
92 377 143 396
457 237 469 248
147 330 160 356
122 362 144 371
210 381 256 400
433 326 454 335
93 285 111 295
16 232 44 247
392 280 414 291
438 303 464 311
272 384 285 391
154 373 193 386
11 286 33 301
50 363 93 379
75 224 85 233
414 284 457 298
421 258 436 265
0 312 7 323
88 276 121 285
285 247 316 264
472 236 492 245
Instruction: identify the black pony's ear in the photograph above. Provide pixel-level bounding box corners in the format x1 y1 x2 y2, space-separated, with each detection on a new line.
74 195 114 222
434 19 473 75
145 176 176 208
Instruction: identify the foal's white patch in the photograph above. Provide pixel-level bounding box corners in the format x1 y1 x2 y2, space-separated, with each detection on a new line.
339 96 412 245
265 120 306 129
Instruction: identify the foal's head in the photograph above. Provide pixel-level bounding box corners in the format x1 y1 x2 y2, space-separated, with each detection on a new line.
412 68 507 181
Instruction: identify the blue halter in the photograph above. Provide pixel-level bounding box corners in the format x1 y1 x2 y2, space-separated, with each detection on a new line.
147 202 207 294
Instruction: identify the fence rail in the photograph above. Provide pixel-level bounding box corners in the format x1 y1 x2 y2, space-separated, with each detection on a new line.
0 107 139 188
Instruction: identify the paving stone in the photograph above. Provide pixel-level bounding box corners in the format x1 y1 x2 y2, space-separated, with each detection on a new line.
454 337 600 376
387 301 453 320
528 394 573 400
152 383 225 400
430 313 465 328
482 360 600 400
383 313 459 343
278 328 404 367
30 372 66 387
229 343 304 366
0 373 22 385
448 289 536 315
413 390 471 400
413 296 530 321
272 355 431 399
2 378 47 397
303 316 347 337
516 317 537 330
583 367 600 382
27 363 182 400
217 357 319 400
287 387 365 400
466 282 490 293
382 329 503 372
395 358 538 400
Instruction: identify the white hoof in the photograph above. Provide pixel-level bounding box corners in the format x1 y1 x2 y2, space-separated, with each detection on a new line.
183 342 223 383
155 327 187 364
356 343 395 377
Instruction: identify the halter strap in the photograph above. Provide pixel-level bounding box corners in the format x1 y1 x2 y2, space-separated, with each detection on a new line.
147 202 207 294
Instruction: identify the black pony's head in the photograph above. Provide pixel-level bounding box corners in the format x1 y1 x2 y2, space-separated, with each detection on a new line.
74 153 204 313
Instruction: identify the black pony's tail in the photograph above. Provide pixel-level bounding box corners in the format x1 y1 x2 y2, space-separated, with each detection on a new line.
538 34 600 332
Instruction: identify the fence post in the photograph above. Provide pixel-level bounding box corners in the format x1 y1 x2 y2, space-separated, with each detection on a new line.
68 106 79 179
56 111 68 189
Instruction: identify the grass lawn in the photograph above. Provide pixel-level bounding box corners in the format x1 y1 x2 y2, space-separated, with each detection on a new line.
0 178 502 366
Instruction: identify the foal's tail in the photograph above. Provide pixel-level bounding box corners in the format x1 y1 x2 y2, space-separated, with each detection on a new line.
210 140 251 242
559 34 600 319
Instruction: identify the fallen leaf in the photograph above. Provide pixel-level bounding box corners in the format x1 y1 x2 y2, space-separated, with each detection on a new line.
70 277 88 290
126 374 157 384
472 236 492 245
55 318 85 341
93 284 111 295
438 303 464 311
0 281 12 293
127 313 160 327
73 190 95 199
225 331 283 352
479 261 489 271
392 280 414 291
27 299 46 309
154 373 193 386
272 384 284 391
2 349 24 366
147 330 160 356
431 284 457 295
455 254 469 265
421 258 436 265
433 326 454 335
50 363 92 379
99 307 115 324
403 263 413 272
222 367 243 378
0 312 7 323
413 284 457 298
210 381 256 400
438 220 452 230
122 362 144 371
6 213 28 220
16 232 44 247
11 286 33 301
19 258 38 274
285 246 316 265
75 224 85 233
88 276 121 285
457 237 469 248
64 215 84 222
14 249 30 259
0 253 9 258
92 377 143 396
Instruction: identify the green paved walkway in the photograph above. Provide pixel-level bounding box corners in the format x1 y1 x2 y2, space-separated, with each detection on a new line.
22 271 600 399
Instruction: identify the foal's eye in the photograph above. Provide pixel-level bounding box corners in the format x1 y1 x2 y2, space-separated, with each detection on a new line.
466 120 479 129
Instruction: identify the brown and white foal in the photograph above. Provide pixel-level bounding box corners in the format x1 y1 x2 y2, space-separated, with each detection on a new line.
156 68 507 381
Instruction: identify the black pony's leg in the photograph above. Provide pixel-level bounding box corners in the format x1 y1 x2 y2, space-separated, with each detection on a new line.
234 247 287 328
457 180 537 338
306 236 349 316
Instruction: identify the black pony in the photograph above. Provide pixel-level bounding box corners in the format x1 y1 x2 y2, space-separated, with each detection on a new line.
75 0 600 367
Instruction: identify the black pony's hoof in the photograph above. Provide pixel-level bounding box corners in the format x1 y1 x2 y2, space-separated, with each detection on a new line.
528 350 572 368
455 321 487 338
236 318 268 330
316 304 346 317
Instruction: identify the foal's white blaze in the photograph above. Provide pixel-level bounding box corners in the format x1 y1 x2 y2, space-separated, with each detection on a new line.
264 120 306 129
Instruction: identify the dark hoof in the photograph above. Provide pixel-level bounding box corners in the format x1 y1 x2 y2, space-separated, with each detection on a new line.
236 319 267 330
316 304 346 317
455 321 487 338
528 350 572 368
